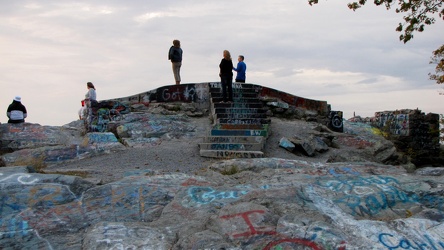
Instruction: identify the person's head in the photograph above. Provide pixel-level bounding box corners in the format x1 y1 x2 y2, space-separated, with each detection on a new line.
13 96 21 102
223 50 231 60
238 55 244 62
173 40 180 48
87 82 95 90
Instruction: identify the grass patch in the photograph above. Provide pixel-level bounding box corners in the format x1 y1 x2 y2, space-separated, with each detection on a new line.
220 165 240 175
46 170 89 178
15 156 47 173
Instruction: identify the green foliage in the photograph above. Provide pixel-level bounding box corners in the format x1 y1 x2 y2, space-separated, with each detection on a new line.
429 44 444 85
440 114 444 143
308 0 443 43
308 0 444 89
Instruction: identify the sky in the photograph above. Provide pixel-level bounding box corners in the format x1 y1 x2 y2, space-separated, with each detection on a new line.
1 1 443 126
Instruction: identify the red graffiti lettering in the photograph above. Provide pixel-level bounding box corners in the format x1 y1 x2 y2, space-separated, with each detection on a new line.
220 210 276 238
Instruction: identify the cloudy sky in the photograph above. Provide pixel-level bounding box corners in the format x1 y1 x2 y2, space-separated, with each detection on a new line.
1 1 443 126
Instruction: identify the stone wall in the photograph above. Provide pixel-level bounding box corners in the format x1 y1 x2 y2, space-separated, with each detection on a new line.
373 109 440 166
93 82 335 132
105 83 330 115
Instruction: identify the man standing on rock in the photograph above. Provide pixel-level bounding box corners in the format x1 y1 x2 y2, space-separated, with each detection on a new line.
7 96 27 123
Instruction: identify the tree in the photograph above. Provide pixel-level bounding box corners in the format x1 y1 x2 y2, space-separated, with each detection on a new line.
309 0 444 85
429 44 444 85
308 0 444 43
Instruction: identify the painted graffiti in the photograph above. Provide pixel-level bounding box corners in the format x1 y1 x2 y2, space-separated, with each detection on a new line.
375 112 409 136
317 172 444 217
328 111 344 132
157 85 197 102
0 218 30 238
221 210 347 249
258 86 328 114
0 173 39 185
316 175 399 195
210 144 247 150
379 233 444 250
334 185 419 216
188 186 248 204
220 210 276 238
215 151 263 158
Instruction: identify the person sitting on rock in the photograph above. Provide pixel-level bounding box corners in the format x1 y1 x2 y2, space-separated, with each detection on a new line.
78 100 86 120
7 96 27 123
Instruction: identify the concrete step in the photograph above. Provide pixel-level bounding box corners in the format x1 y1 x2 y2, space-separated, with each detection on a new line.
214 108 267 114
215 113 268 119
210 129 268 137
202 82 271 159
217 118 271 125
198 142 264 151
212 124 269 130
213 103 263 109
202 136 265 144
199 150 264 158
211 97 260 103
209 84 259 92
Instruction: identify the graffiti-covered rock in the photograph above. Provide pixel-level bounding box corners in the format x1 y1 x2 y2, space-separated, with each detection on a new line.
1 159 444 249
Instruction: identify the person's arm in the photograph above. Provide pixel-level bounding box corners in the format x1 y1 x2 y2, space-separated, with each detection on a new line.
6 105 11 118
219 59 223 76
168 47 174 60
233 62 239 71
22 106 27 119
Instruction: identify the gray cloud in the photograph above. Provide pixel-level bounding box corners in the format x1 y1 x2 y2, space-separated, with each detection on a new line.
0 0 443 125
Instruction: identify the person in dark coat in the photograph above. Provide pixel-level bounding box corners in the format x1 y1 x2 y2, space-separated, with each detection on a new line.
219 50 234 103
7 96 27 123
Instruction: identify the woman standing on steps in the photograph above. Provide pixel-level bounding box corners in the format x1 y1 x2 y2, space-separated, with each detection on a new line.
219 50 234 103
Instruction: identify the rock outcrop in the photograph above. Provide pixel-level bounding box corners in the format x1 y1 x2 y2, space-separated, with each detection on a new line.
1 83 442 249
1 159 443 249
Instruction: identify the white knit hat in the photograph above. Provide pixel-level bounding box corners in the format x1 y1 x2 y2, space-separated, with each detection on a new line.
14 96 21 102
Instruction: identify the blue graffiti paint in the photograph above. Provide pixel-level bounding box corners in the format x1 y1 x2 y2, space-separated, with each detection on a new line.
334 185 419 216
420 194 444 214
317 175 399 195
188 187 249 204
2 218 29 238
379 233 444 250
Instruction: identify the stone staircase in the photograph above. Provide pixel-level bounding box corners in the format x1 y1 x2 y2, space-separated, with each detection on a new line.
199 82 271 158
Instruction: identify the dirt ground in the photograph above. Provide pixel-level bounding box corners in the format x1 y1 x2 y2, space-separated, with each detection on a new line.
44 116 337 184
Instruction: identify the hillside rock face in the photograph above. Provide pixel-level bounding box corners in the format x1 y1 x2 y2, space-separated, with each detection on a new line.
1 159 443 249
0 86 442 249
